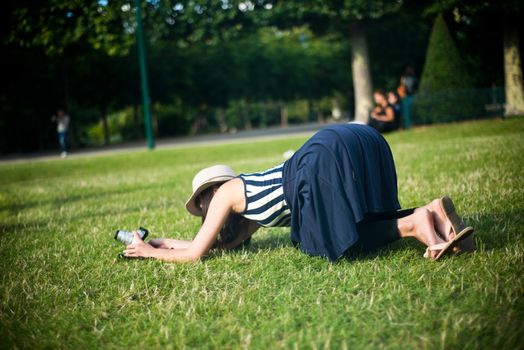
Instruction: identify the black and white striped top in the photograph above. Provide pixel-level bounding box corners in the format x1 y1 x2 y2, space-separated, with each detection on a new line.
238 163 291 227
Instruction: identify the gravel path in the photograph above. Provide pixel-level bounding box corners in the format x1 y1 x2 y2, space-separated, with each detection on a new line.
1 121 345 164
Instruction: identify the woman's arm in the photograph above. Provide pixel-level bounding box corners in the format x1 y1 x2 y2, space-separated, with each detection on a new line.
147 221 259 251
123 179 244 262
375 106 394 122
148 238 192 249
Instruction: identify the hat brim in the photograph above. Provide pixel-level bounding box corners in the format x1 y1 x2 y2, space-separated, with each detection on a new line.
185 175 235 216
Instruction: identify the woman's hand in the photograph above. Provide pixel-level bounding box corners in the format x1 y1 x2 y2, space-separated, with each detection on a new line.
123 231 156 258
120 179 242 263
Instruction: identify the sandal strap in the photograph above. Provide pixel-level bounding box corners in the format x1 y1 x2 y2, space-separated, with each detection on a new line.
428 242 448 251
423 242 449 258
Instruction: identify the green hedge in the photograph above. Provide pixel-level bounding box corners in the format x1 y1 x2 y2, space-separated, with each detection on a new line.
413 14 482 123
410 87 504 124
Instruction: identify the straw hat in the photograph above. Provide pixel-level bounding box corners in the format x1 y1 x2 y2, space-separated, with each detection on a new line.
185 165 236 216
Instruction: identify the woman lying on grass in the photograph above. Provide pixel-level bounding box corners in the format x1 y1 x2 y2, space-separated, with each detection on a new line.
123 123 475 263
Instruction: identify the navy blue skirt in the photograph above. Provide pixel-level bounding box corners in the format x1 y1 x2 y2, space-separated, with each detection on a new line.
282 123 400 262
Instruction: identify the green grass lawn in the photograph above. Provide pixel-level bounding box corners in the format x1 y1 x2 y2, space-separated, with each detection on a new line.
1 118 524 349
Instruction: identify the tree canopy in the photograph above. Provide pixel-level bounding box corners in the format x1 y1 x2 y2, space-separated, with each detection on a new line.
0 0 521 152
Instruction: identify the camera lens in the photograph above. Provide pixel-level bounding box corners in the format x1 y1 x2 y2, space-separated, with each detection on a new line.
114 227 148 245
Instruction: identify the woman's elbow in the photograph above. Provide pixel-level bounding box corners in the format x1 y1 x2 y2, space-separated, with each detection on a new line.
162 255 199 264
155 249 202 263
167 252 201 263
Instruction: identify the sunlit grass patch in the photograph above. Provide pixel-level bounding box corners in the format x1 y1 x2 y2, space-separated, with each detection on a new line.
1 117 523 349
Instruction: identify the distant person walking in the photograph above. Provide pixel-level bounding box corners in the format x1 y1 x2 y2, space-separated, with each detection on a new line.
51 109 70 158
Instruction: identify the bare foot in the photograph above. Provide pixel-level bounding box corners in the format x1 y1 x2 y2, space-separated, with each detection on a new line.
398 208 446 259
422 198 452 241
427 197 476 254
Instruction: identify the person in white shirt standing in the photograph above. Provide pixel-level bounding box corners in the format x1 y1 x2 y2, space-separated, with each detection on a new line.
51 109 70 158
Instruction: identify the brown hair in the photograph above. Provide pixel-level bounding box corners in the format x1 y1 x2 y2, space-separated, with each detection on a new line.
197 185 251 249
373 89 387 98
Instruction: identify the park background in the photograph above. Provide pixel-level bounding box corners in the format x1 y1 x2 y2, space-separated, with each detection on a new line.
1 0 524 154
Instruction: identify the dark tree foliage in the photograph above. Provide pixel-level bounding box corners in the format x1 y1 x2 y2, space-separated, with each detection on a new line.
412 14 482 123
1 0 521 152
419 14 473 92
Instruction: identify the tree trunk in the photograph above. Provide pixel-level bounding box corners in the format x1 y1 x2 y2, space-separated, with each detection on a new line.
349 23 373 123
280 101 288 128
503 23 524 116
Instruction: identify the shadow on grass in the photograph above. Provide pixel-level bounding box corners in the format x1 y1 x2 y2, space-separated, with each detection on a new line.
342 239 416 261
0 202 162 237
0 219 50 237
2 209 521 262
344 210 524 260
204 234 293 259
466 210 524 251
215 210 523 261
249 234 293 251
0 182 163 215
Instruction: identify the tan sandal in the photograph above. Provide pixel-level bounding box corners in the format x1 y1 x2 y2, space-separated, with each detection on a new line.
424 226 475 260
439 196 476 254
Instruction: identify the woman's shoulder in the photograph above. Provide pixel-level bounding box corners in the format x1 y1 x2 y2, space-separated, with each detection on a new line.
222 177 245 193
220 178 247 214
